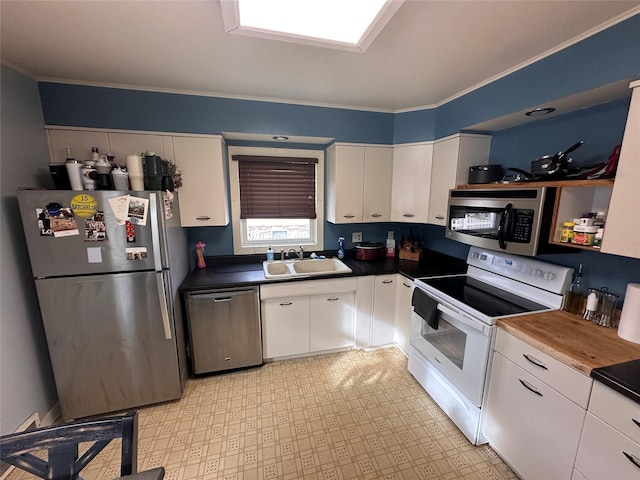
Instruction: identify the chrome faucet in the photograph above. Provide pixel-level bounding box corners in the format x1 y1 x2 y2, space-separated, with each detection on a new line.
286 246 304 259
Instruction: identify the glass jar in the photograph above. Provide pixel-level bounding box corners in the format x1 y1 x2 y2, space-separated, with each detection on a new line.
560 222 575 243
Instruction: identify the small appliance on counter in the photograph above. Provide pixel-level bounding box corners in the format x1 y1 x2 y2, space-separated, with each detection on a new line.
355 242 385 261
468 164 503 184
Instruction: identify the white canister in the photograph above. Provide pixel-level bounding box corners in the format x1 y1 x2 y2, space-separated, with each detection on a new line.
126 154 144 191
65 159 83 191
618 284 640 344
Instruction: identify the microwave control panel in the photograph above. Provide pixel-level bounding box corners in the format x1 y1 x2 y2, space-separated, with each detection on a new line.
511 209 534 243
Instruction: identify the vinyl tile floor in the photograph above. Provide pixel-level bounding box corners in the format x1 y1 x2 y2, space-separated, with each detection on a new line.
7 348 516 480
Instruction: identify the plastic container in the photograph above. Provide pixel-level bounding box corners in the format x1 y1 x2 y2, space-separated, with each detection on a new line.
266 246 274 261
572 225 597 246
560 222 575 243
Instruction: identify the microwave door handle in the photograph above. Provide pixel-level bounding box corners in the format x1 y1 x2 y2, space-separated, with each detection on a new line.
498 203 513 249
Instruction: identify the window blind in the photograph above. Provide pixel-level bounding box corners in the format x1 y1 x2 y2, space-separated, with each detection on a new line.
234 155 318 219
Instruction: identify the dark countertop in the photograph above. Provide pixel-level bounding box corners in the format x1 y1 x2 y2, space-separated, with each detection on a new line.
179 249 468 292
591 359 640 405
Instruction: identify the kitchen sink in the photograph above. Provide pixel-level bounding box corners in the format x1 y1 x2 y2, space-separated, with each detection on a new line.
263 258 352 279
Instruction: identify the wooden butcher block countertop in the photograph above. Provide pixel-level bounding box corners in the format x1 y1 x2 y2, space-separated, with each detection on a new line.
497 310 640 376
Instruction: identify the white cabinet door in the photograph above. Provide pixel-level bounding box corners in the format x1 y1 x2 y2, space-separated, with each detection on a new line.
371 275 397 346
601 80 640 259
171 136 229 227
261 297 310 358
391 143 433 223
326 144 364 223
362 146 393 222
429 134 491 226
354 276 375 348
394 275 414 354
48 129 110 164
309 292 355 351
483 352 586 480
107 132 165 162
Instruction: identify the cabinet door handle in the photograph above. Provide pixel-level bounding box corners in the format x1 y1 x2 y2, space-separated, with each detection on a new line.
403 282 412 288
518 378 543 397
435 215 445 220
196 216 211 221
623 452 640 470
522 353 548 370
402 213 415 218
279 302 293 306
633 418 640 428
327 297 339 301
382 279 394 284
343 214 355 218
213 297 232 302
371 213 382 218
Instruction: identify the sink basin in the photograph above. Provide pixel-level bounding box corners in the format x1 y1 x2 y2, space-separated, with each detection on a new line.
263 258 352 279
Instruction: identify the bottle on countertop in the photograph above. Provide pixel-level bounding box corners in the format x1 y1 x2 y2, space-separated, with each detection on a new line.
91 146 100 163
564 263 585 314
337 237 345 259
266 246 275 261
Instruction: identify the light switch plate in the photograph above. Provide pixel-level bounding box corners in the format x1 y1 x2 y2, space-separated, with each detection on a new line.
352 232 362 242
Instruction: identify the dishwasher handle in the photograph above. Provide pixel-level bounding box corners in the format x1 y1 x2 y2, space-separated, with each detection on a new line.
188 287 257 301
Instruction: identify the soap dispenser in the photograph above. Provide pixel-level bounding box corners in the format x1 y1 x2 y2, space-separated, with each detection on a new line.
266 246 275 261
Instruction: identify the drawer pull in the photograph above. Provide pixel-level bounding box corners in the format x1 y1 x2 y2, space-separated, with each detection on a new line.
371 213 382 218
402 213 415 218
382 279 394 284
343 214 355 218
633 418 640 428
279 302 293 306
522 353 548 370
196 216 211 221
435 215 445 220
518 379 543 397
403 282 412 288
623 452 640 470
213 297 232 302
327 297 339 301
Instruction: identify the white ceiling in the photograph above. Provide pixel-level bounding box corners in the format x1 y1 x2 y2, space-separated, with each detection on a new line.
1 1 639 112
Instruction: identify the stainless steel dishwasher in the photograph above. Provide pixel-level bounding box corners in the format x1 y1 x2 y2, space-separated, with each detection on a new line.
184 287 262 374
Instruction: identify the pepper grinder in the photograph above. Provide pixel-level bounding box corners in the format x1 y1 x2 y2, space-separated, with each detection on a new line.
195 241 207 269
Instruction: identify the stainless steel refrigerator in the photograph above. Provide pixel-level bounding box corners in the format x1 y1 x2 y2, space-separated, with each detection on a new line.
17 189 189 420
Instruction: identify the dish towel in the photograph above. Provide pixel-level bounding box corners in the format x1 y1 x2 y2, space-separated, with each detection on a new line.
412 288 439 330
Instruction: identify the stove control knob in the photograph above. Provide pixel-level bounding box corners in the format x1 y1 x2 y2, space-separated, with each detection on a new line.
480 254 487 260
544 272 555 280
472 252 480 259
532 268 543 277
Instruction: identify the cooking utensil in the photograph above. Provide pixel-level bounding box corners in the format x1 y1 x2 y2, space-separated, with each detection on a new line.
355 242 385 261
508 141 584 181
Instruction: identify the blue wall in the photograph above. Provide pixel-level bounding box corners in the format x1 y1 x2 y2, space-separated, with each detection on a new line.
35 13 640 299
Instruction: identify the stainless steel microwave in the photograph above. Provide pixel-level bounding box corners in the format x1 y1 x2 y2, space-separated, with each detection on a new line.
446 187 562 256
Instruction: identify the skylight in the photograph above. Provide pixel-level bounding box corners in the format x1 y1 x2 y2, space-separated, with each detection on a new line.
220 0 404 52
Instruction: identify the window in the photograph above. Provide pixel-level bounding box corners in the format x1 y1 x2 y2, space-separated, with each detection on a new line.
228 146 324 254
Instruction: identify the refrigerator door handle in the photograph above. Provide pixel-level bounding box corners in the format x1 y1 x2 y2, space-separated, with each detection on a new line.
156 273 172 340
149 193 163 272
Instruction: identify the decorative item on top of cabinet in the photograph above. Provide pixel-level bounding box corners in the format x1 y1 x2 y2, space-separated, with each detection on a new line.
326 144 393 223
429 133 491 226
601 80 640 259
171 136 229 227
391 143 433 223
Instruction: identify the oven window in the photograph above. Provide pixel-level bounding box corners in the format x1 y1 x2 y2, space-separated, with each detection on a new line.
421 318 466 369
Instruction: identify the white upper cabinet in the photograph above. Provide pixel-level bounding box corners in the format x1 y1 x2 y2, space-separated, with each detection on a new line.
171 136 229 227
107 132 166 162
429 134 492 226
601 80 640 259
391 143 433 223
326 144 392 224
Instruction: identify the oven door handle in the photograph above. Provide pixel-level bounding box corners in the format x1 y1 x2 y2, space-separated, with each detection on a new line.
437 303 491 336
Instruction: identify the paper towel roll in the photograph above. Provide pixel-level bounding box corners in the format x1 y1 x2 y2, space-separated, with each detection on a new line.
618 283 640 344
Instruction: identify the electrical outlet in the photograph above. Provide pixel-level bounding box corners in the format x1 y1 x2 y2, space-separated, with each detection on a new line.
352 232 362 242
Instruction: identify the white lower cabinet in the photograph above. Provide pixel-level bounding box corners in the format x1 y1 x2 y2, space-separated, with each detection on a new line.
260 278 356 359
574 382 640 480
483 330 590 480
393 276 414 353
310 293 355 351
262 297 310 358
371 275 398 346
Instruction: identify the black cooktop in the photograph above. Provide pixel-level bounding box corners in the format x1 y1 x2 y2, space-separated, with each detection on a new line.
591 358 640 405
420 275 548 318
